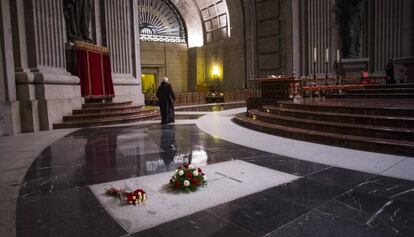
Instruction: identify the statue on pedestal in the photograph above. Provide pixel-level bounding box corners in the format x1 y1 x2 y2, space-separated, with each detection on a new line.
336 0 365 58
63 0 93 43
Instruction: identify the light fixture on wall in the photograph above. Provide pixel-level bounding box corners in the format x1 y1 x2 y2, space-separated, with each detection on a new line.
211 65 221 92
212 65 220 80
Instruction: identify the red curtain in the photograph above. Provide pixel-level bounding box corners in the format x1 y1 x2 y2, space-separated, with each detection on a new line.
76 48 115 99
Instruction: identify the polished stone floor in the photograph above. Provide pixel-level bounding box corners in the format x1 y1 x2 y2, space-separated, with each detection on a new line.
7 102 414 237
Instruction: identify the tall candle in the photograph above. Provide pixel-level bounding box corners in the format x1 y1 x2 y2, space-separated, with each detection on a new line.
325 48 329 63
313 47 317 63
336 49 340 62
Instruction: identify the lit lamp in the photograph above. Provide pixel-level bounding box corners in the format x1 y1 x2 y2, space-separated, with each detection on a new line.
212 65 220 92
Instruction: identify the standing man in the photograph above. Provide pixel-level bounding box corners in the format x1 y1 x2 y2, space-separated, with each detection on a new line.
156 77 176 124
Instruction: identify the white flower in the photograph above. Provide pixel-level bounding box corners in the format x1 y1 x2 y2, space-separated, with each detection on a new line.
188 164 194 169
193 170 199 176
178 170 184 176
175 169 179 174
183 180 190 186
203 174 207 180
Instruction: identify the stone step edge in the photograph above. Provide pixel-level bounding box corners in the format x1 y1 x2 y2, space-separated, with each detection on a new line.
250 109 414 134
54 112 159 127
64 108 158 121
364 83 414 88
328 93 414 97
277 101 414 116
264 105 414 121
72 105 145 114
250 110 414 142
81 101 133 108
233 114 414 156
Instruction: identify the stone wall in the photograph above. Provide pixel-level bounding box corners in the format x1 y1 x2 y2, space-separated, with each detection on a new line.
140 42 188 93
203 0 246 91
255 0 292 77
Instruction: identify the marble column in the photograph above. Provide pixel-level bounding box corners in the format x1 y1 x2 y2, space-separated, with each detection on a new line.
369 0 404 74
302 0 333 76
0 0 21 135
13 0 81 131
102 0 143 104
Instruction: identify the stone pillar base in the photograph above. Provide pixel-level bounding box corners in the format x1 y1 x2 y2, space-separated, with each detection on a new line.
112 77 144 105
0 101 21 135
16 71 83 131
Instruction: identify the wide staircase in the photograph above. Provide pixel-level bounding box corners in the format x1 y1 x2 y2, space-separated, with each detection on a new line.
54 101 159 129
234 84 414 156
328 83 414 99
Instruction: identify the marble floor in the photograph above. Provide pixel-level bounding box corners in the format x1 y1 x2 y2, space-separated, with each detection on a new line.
2 102 414 237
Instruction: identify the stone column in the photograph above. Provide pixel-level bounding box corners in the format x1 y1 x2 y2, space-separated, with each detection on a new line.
296 0 340 78
92 0 103 46
14 0 81 131
369 0 404 74
189 47 205 92
102 0 143 104
0 0 21 135
291 0 301 76
241 0 257 82
305 0 333 76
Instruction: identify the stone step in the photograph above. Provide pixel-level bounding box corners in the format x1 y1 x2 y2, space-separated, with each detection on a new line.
364 83 414 89
263 106 414 129
81 101 132 109
63 108 157 122
72 105 144 114
53 111 160 129
347 88 414 94
327 93 414 99
277 101 414 117
250 109 414 141
233 114 414 157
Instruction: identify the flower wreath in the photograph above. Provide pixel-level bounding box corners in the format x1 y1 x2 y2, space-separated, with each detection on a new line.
169 164 207 192
105 187 147 205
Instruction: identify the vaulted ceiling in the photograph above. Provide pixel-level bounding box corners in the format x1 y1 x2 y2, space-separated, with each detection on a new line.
137 0 230 47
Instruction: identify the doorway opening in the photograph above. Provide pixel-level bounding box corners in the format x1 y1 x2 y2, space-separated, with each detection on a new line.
141 74 157 94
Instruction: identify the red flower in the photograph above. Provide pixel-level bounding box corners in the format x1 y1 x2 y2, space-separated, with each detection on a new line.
191 179 199 186
198 168 202 173
175 181 181 188
185 172 193 178
127 192 135 202
184 164 189 169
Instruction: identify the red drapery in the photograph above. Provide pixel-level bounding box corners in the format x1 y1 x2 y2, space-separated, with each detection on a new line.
75 42 115 99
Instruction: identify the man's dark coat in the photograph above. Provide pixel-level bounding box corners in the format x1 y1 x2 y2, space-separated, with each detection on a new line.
156 81 176 124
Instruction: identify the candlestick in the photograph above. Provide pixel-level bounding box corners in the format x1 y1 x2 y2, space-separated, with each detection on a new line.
325 48 329 63
336 49 340 62
313 47 317 63
325 61 328 86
